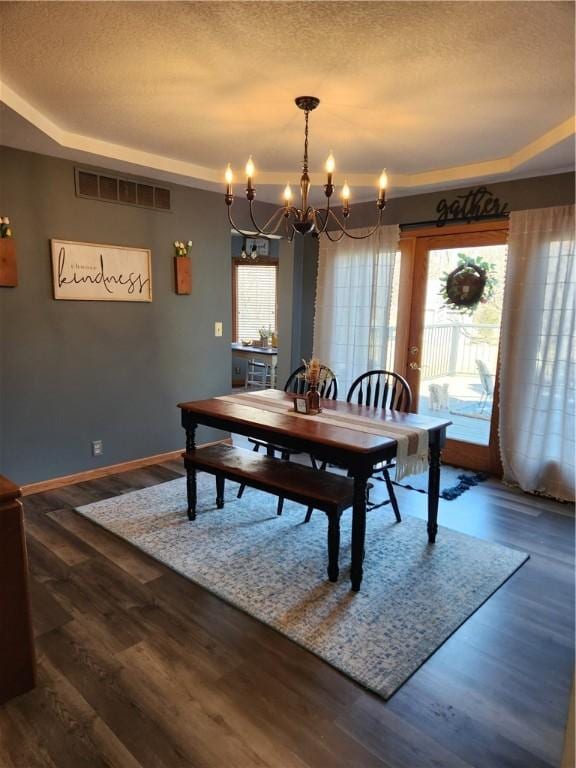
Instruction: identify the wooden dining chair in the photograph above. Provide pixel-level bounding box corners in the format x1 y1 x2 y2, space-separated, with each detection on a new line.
346 369 412 521
347 369 412 411
237 364 338 515
303 369 412 524
283 364 338 399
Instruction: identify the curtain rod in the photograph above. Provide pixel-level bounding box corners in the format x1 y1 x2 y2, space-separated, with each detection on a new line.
399 213 509 231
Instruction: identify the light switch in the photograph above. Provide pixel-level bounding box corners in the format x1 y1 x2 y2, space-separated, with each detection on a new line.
214 321 223 337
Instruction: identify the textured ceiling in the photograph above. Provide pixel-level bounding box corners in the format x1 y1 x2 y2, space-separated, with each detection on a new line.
0 1 574 201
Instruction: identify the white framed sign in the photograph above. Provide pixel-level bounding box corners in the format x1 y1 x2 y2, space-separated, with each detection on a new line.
51 239 152 302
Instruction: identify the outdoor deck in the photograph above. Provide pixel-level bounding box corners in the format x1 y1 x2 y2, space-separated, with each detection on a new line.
419 374 491 445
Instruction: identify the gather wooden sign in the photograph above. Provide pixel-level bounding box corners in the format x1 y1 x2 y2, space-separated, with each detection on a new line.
436 186 509 227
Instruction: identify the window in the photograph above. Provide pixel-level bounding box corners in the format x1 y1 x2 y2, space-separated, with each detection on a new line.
233 259 278 342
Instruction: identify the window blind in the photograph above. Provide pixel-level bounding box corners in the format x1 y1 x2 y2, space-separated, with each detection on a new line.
234 262 278 342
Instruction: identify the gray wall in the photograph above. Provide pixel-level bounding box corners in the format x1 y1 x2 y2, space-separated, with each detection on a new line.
330 172 576 229
290 236 318 369
230 172 575 394
0 147 273 485
1 151 572 485
299 172 575 359
276 238 296 387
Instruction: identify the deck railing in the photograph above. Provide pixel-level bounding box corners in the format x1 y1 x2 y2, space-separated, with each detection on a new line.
421 323 499 379
358 323 500 380
381 323 498 379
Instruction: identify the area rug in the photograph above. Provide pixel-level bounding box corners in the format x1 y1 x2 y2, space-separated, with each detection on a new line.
318 461 488 501
391 464 490 500
76 475 528 699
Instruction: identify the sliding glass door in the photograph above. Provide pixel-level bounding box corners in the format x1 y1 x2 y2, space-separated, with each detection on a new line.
398 222 508 473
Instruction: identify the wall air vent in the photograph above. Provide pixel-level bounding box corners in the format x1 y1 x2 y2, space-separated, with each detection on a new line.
75 169 172 211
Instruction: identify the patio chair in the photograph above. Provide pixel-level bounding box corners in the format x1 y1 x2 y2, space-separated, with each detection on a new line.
476 359 494 413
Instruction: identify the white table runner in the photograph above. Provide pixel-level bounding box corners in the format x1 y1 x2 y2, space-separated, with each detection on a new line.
217 393 429 481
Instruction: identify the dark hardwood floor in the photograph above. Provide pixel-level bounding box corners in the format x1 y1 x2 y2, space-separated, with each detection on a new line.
0 458 573 768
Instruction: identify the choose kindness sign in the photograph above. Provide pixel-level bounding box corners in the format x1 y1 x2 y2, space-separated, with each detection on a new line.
51 240 152 302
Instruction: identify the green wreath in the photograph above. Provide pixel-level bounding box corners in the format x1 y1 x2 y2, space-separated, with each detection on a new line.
440 253 497 315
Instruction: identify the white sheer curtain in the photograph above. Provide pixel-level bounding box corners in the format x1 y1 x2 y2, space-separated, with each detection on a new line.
499 205 575 501
313 225 400 397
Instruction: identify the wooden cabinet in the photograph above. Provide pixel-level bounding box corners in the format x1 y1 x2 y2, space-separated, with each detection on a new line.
0 474 35 703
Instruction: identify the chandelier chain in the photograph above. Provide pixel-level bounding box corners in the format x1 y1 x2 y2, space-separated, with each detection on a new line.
303 109 309 173
224 96 388 241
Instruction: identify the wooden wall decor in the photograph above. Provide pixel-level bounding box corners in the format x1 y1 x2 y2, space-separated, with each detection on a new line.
174 256 192 294
0 239 18 287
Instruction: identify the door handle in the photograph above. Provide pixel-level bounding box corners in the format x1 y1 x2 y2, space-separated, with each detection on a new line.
409 346 419 356
409 362 421 370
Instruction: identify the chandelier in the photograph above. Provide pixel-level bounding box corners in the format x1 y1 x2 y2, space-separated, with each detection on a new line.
239 237 258 259
224 96 388 242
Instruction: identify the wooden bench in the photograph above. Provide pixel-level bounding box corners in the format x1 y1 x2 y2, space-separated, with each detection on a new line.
182 444 355 582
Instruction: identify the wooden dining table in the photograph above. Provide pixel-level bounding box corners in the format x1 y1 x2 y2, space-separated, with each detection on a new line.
179 389 451 591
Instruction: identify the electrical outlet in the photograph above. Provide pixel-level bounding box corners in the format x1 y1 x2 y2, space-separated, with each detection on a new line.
233 366 241 374
214 321 223 337
92 440 103 456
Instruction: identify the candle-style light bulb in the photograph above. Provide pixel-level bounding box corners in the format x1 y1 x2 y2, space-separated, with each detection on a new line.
379 169 388 194
342 181 351 216
325 151 335 194
225 163 234 203
245 155 255 199
283 184 293 204
377 169 388 210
